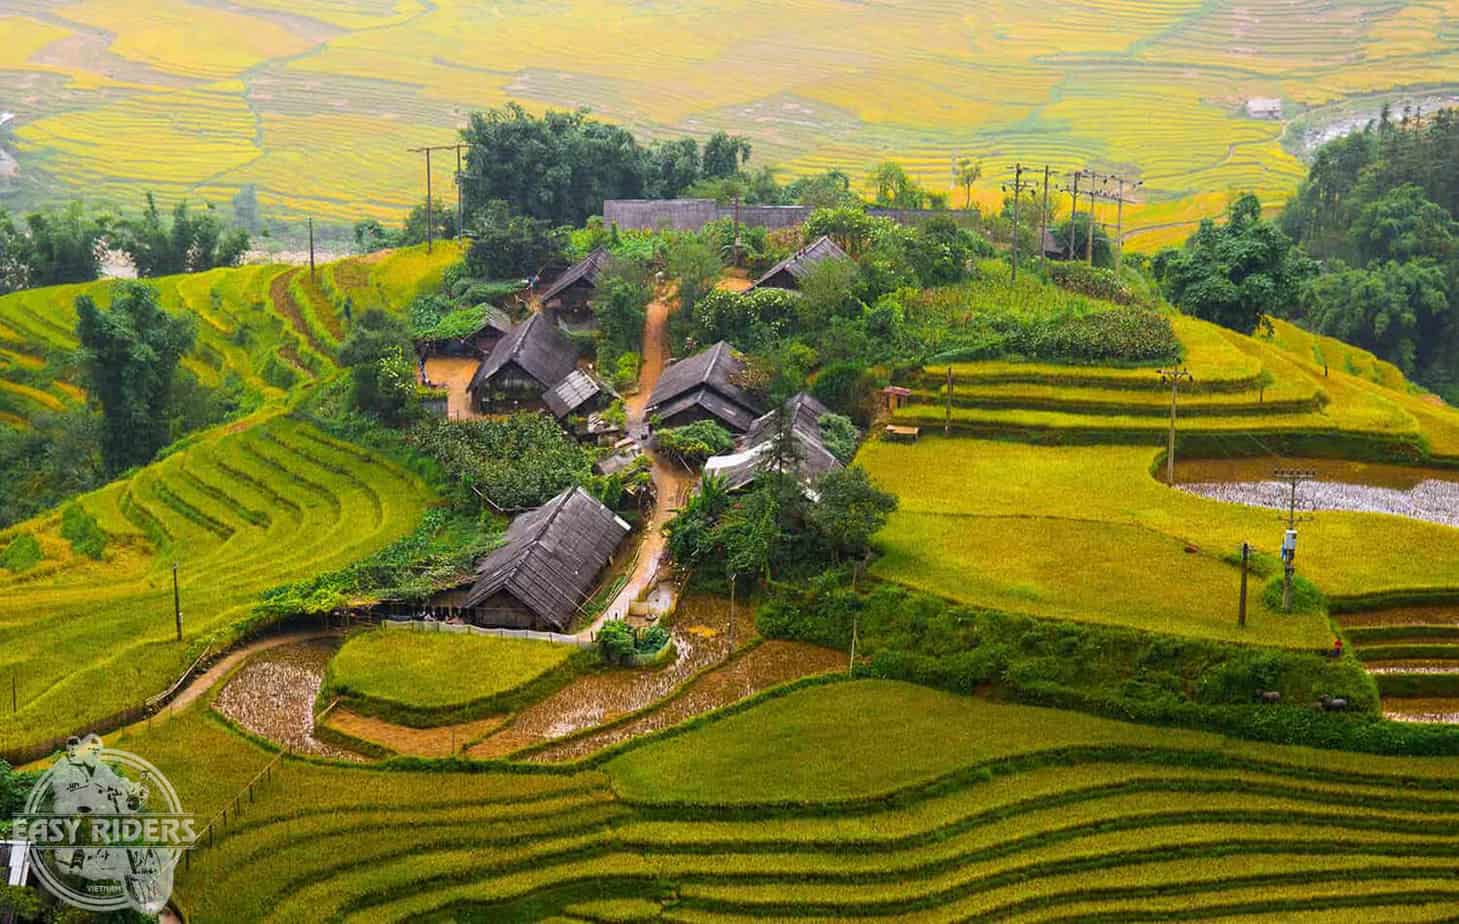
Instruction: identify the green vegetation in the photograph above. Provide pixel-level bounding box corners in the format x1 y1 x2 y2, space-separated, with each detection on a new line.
0 532 41 572
325 629 587 725
654 420 735 468
99 679 1459 923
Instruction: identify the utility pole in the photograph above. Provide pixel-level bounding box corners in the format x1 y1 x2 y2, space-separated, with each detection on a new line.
945 366 954 436
848 609 858 676
307 216 315 281
455 145 464 240
173 562 182 642
1158 367 1193 485
424 147 432 253
1004 163 1026 281
411 143 474 252
733 195 742 268
1085 177 1100 265
1273 469 1316 612
1238 541 1249 628
1067 170 1081 254
1039 164 1051 272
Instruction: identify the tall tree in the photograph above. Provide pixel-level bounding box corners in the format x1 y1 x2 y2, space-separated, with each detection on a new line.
75 282 197 473
338 309 416 424
1159 194 1312 334
806 466 898 563
702 132 753 179
117 193 249 278
955 158 982 210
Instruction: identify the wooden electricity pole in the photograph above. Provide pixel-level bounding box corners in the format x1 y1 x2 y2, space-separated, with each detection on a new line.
423 147 433 253
173 562 183 642
1238 541 1249 628
455 145 465 240
1085 179 1100 265
1004 163 1027 281
307 217 315 281
1272 469 1316 612
1067 171 1081 258
945 366 954 436
1039 164 1052 272
409 143 470 253
1158 367 1193 486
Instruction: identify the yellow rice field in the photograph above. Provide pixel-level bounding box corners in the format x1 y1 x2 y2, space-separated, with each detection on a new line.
2 0 1457 236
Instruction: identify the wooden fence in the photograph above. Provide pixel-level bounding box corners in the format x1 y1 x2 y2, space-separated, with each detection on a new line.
382 619 595 648
603 199 983 233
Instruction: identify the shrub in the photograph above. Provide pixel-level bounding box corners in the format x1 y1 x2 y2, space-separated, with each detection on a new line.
1047 261 1137 305
59 504 105 559
655 420 735 467
1262 574 1326 614
817 413 859 464
0 533 42 572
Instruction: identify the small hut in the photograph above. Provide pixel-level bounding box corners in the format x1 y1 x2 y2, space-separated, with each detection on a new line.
881 385 913 413
458 486 630 632
543 368 620 440
467 313 580 412
645 340 766 433
750 236 851 291
419 306 513 359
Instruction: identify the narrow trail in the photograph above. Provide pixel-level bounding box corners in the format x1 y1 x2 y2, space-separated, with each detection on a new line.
579 286 695 640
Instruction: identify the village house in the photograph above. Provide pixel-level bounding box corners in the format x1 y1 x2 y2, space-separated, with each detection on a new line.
537 247 611 332
750 235 851 291
645 340 766 433
703 392 845 493
418 305 513 359
543 367 621 441
454 486 630 633
467 312 580 413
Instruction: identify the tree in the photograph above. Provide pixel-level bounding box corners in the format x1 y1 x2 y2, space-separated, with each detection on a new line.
702 132 753 179
460 104 648 225
955 158 982 210
0 203 108 292
868 162 928 209
75 282 197 473
715 486 781 583
1159 194 1312 334
906 216 979 286
803 207 881 259
796 255 861 331
1302 260 1452 380
117 193 249 277
786 170 860 209
817 412 859 464
645 138 703 198
1349 184 1456 265
338 309 415 423
665 234 722 312
591 258 652 365
466 201 565 280
1053 212 1113 268
655 420 734 468
400 197 458 246
806 466 898 562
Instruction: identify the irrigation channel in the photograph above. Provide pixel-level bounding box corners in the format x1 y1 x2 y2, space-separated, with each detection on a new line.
1172 457 1459 723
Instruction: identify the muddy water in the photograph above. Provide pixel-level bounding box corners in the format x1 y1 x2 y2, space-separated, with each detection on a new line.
423 355 483 421
528 640 846 763
213 638 362 760
1170 456 1459 490
468 594 756 759
1384 699 1459 724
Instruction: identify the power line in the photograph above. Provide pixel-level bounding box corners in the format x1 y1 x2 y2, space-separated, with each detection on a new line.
1158 367 1194 486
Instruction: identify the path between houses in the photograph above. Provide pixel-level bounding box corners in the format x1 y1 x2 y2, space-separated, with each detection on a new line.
578 286 695 641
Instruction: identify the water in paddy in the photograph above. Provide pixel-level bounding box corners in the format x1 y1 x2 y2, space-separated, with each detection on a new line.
213 637 362 760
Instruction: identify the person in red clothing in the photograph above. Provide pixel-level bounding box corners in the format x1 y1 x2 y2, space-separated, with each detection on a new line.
1332 636 1344 658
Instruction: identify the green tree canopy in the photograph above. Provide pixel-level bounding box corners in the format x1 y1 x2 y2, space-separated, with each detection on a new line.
806 465 898 562
338 308 415 423
117 193 249 278
75 281 197 473
1159 194 1313 334
466 201 565 280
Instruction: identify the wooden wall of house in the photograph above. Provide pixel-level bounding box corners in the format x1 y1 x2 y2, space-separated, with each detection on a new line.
464 591 566 633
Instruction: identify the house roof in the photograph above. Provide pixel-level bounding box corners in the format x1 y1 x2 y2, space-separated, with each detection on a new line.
653 386 760 432
479 305 514 335
543 368 615 418
704 392 844 492
538 248 612 304
751 235 850 289
469 312 579 393
462 486 630 631
647 341 764 426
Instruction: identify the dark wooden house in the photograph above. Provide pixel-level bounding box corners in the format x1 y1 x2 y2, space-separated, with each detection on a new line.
538 247 611 329
645 340 765 433
751 235 851 291
459 486 630 632
467 313 580 412
703 392 845 493
543 368 620 441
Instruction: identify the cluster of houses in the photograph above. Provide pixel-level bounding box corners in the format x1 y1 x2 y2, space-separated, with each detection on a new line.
415 237 854 634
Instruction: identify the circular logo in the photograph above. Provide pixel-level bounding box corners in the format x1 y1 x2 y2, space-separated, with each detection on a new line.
12 734 194 913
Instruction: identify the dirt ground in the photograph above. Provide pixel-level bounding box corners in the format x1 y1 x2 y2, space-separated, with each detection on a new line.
213 638 361 760
323 708 507 758
423 355 482 420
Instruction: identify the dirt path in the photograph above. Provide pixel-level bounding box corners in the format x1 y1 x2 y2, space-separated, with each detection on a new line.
423 355 482 420
323 708 507 758
579 287 695 640
169 629 344 715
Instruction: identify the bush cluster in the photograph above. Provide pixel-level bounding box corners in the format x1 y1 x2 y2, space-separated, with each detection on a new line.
1047 261 1138 305
59 503 106 559
926 308 1180 366
755 579 1459 756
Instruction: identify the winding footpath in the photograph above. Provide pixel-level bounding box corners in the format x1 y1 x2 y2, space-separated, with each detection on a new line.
579 286 696 640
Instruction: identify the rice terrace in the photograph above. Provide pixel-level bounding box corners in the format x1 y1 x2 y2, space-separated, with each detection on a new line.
5 1 1459 923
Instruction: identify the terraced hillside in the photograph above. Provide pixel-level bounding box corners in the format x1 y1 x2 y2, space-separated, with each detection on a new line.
4 2 1459 242
0 245 460 755
130 679 1459 922
0 244 459 431
863 309 1459 648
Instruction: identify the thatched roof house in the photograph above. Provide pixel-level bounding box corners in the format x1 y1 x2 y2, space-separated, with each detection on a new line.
751 236 851 290
704 392 844 492
420 306 513 357
468 313 579 410
538 247 611 312
646 340 766 433
461 486 630 632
